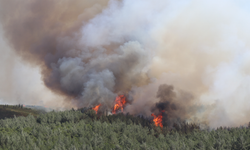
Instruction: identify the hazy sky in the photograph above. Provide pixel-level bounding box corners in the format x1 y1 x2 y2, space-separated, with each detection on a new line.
1 0 250 127
0 25 63 106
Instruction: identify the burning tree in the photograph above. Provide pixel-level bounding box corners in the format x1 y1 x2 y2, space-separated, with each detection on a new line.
112 95 127 114
92 104 101 114
151 111 165 128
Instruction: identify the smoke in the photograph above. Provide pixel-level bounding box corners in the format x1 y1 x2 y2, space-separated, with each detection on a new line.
1 0 250 127
0 0 150 108
152 84 196 127
0 25 63 107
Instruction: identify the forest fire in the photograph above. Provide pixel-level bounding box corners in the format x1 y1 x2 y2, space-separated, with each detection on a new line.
151 111 165 128
112 95 126 114
92 104 101 114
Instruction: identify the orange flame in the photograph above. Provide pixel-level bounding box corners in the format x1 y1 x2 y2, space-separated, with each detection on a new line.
151 111 164 128
92 104 101 114
112 95 126 114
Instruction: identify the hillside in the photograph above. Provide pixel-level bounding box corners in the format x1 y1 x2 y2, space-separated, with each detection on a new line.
0 109 249 149
0 105 42 119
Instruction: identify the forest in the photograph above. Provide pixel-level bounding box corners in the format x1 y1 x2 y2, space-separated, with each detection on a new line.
0 106 249 150
0 105 40 119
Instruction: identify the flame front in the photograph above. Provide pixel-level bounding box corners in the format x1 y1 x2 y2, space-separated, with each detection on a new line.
151 112 164 128
112 95 126 114
92 104 101 114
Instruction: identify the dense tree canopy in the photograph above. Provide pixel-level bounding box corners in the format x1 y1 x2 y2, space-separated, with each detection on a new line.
0 109 249 149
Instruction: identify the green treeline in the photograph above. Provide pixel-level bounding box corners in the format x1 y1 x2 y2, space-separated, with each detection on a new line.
0 105 40 120
0 109 249 150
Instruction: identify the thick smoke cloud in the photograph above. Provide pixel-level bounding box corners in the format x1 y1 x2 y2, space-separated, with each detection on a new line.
1 0 250 127
0 0 150 109
0 25 63 107
153 84 198 126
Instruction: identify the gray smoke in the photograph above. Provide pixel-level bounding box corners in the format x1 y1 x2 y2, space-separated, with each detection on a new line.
49 41 150 108
1 0 250 128
0 0 150 109
152 84 199 126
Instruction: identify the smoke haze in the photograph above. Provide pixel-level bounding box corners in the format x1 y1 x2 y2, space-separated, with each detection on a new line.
1 0 250 127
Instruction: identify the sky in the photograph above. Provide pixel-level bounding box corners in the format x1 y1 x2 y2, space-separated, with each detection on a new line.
1 0 250 127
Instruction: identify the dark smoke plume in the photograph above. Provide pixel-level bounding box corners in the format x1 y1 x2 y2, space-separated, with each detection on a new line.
1 0 250 128
151 84 196 126
0 0 150 109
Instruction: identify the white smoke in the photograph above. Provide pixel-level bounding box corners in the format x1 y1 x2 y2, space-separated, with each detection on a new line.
79 0 250 127
1 0 250 127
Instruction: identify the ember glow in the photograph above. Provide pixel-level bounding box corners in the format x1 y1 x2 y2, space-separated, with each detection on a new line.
151 111 164 128
112 95 126 114
92 104 101 114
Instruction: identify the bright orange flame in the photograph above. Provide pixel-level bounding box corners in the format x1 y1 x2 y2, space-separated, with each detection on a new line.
92 104 101 114
112 95 126 114
151 111 164 128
